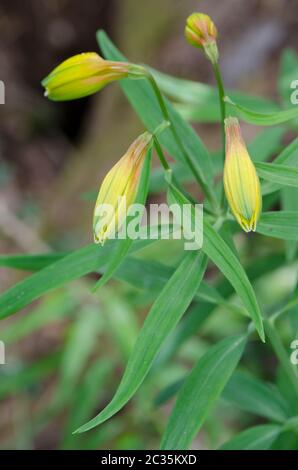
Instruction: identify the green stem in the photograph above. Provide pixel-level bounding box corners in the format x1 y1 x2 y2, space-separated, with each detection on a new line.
264 318 298 396
152 120 170 139
212 62 226 208
154 137 170 171
212 62 226 162
145 71 219 211
154 138 198 206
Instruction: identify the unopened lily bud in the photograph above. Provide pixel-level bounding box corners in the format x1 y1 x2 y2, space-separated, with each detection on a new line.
185 13 218 64
93 132 152 245
224 117 262 232
42 52 134 101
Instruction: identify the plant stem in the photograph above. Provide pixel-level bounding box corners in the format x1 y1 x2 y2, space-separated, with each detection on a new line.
154 137 170 171
264 318 298 396
154 138 198 206
145 71 219 211
152 120 170 139
212 61 227 208
212 61 226 163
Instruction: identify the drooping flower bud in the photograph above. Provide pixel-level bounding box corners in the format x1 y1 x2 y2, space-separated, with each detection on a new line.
93 132 153 245
185 13 218 64
224 117 262 232
42 52 134 101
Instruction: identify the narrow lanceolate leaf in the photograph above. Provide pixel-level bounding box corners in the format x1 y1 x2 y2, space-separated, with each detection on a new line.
116 257 246 317
262 137 298 195
55 307 103 408
0 252 70 271
161 335 246 450
1 291 76 344
248 127 285 163
153 302 214 372
93 149 152 291
0 247 244 315
223 371 291 423
0 353 60 398
278 48 298 104
150 128 285 194
168 183 264 341
74 251 208 433
0 225 172 319
97 30 217 198
62 360 113 449
219 424 281 450
225 96 298 125
150 68 277 123
281 188 298 261
256 162 298 188
257 211 298 241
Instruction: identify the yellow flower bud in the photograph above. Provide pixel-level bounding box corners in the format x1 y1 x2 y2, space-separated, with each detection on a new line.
224 117 262 232
93 132 152 245
42 52 132 101
185 13 218 64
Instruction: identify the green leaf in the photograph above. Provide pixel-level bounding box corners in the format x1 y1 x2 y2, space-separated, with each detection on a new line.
115 257 246 317
219 424 281 450
62 359 113 449
97 30 216 197
93 149 152 291
223 370 291 423
257 211 298 241
248 127 285 163
203 221 264 339
225 96 298 125
58 307 102 390
278 48 298 105
149 127 285 194
0 252 70 271
160 335 246 450
1 290 76 344
151 68 277 123
0 353 60 398
101 289 138 361
281 188 298 261
153 302 213 372
256 161 298 188
0 246 244 316
167 182 264 341
74 251 208 433
262 137 298 195
149 163 193 194
0 225 173 320
156 252 293 407
154 378 185 407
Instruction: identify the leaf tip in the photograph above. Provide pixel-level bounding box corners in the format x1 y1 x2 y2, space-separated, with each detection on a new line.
259 326 266 343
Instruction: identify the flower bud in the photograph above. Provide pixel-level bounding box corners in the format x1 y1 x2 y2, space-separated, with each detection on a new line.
185 13 218 64
93 132 152 245
224 117 262 232
42 52 132 101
